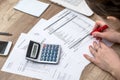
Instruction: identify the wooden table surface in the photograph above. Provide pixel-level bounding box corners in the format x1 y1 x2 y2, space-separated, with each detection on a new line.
0 0 120 80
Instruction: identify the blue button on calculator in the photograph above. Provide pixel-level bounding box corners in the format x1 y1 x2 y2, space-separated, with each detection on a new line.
26 41 61 64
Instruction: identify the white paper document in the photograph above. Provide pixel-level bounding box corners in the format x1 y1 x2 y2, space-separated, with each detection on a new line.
14 0 49 17
50 0 93 16
2 9 112 80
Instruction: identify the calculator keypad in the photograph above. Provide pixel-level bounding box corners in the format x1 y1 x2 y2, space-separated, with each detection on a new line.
40 44 59 62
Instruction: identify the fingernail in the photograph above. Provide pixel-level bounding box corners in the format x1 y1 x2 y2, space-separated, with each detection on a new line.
89 45 92 49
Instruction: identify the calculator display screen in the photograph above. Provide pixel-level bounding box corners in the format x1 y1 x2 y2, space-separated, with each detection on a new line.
30 43 39 58
0 41 8 54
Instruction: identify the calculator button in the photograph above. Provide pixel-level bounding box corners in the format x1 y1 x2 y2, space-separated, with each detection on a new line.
50 45 52 48
48 45 51 49
44 57 47 61
46 50 49 53
49 53 52 57
41 57 45 61
46 53 48 57
42 52 45 55
53 53 57 58
53 58 56 62
47 57 50 61
49 58 52 61
48 53 50 57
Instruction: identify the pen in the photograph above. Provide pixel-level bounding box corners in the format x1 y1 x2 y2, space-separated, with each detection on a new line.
90 25 108 35
0 32 12 36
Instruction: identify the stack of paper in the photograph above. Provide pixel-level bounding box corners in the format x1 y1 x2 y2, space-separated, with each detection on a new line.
1 9 112 80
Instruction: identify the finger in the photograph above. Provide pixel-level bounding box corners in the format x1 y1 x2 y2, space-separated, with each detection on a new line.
89 45 97 56
83 54 96 63
95 21 106 26
93 21 106 30
92 32 105 38
93 41 100 51
98 41 101 48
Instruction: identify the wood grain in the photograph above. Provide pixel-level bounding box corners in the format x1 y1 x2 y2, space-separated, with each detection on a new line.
0 0 119 80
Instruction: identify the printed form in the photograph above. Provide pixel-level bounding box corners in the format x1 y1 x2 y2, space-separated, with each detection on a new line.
2 9 111 80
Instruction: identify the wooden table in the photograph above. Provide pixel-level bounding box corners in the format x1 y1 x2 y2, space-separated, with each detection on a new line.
0 0 120 80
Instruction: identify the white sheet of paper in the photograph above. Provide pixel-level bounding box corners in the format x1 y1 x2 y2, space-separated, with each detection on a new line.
14 0 49 17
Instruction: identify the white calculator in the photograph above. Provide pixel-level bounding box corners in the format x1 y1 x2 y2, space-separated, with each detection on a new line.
26 41 61 64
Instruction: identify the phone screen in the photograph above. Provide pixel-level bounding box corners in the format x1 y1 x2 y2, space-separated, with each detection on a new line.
0 41 8 54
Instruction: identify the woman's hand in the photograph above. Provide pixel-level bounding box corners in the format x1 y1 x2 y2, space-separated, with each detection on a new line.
92 21 120 43
84 41 120 80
